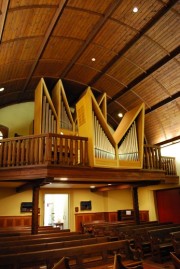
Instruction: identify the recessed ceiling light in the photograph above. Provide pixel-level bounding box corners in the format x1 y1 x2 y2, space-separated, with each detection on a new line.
133 6 138 13
90 185 95 188
0 87 4 92
118 113 123 118
108 184 112 186
91 58 96 62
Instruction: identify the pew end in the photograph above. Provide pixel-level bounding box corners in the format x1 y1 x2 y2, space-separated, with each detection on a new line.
170 252 180 269
52 256 71 269
113 254 143 269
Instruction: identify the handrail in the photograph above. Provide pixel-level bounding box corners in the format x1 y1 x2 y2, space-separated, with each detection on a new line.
0 133 89 168
0 135 177 176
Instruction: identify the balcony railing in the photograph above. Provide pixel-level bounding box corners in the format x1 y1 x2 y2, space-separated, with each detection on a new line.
0 133 88 168
0 134 177 176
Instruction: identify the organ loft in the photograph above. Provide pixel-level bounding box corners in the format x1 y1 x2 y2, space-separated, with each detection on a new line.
34 78 145 170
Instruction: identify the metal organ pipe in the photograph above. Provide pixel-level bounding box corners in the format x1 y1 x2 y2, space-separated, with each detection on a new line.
118 121 139 161
93 111 115 159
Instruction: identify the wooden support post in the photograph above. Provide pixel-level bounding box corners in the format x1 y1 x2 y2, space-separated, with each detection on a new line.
132 187 140 224
32 186 39 234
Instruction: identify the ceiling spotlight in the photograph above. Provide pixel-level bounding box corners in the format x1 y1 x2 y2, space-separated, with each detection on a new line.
118 113 123 118
91 58 96 62
133 6 138 13
0 87 4 92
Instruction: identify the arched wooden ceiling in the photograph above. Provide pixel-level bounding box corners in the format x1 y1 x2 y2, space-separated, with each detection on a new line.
0 0 179 145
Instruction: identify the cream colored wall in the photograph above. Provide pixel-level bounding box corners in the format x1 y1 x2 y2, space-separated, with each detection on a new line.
105 189 133 211
0 102 34 137
0 188 32 216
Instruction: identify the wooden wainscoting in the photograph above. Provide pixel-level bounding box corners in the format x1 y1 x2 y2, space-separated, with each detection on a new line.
0 215 40 227
75 211 149 232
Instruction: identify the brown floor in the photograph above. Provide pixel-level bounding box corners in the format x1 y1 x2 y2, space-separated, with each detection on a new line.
143 256 174 269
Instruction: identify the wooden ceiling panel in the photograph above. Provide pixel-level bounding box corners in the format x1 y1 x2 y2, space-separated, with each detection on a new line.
0 62 33 82
93 19 136 53
52 8 101 40
107 57 143 85
132 77 170 107
123 36 167 70
66 64 99 85
9 1 60 9
0 38 43 64
93 75 125 98
152 59 180 96
34 60 68 77
112 0 164 30
2 6 56 42
145 100 180 144
145 113 166 144
147 10 180 52
116 90 145 111
42 37 83 61
107 101 127 128
67 0 113 14
77 43 117 71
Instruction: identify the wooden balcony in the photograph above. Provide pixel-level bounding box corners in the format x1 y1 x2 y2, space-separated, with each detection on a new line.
0 134 178 185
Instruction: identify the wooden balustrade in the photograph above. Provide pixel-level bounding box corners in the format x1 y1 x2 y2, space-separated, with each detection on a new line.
161 156 177 175
0 135 177 175
0 133 88 168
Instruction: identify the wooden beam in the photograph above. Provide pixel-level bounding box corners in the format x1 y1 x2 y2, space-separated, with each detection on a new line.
0 0 9 42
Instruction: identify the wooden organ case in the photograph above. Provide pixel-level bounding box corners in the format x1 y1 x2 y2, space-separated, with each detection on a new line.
76 87 145 169
34 78 75 136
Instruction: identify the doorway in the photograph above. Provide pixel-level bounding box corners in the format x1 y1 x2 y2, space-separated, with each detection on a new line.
44 194 69 229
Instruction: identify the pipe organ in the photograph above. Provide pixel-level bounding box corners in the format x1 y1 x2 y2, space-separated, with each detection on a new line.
33 78 145 169
34 79 58 135
118 121 139 161
76 88 118 168
60 100 73 131
93 111 115 160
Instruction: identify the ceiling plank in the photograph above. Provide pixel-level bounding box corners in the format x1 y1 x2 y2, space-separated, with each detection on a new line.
18 0 69 100
89 0 179 87
61 0 123 77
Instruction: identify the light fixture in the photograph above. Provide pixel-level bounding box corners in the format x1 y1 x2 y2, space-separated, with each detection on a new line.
133 6 138 13
91 58 96 62
0 87 4 92
118 112 123 118
90 185 95 188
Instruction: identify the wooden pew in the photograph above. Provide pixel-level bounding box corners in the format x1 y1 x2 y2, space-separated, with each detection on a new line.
170 252 180 269
0 239 143 269
0 233 93 248
52 257 71 269
148 226 180 262
0 236 109 255
171 231 180 255
133 223 178 257
0 226 68 237
113 253 143 269
0 231 79 242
